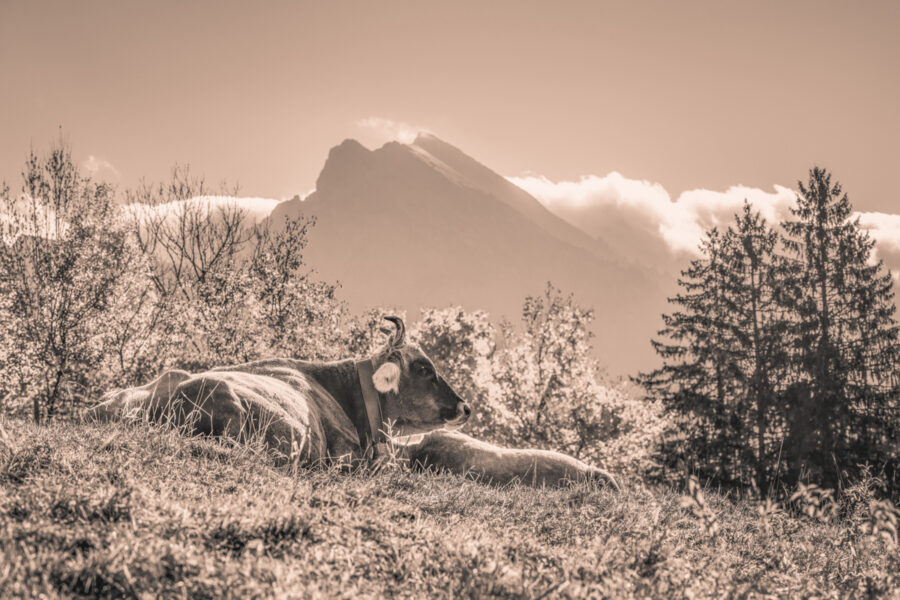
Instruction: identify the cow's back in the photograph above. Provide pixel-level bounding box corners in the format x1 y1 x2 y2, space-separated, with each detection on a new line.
89 360 361 463
209 359 361 460
90 369 192 422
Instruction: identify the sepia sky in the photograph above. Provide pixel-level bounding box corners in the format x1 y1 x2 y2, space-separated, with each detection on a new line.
1 0 899 214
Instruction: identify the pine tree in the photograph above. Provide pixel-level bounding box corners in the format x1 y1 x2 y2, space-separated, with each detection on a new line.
780 167 900 487
720 203 791 491
640 204 788 491
639 227 737 482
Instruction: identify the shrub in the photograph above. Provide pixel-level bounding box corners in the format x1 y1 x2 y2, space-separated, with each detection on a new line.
412 289 674 475
0 141 138 420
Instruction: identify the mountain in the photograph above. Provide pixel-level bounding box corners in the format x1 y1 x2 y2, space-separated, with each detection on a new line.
267 134 667 375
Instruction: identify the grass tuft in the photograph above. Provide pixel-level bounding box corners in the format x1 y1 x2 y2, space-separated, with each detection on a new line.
2 441 55 484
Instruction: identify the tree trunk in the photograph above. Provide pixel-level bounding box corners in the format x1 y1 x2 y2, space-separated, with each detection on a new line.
749 263 768 493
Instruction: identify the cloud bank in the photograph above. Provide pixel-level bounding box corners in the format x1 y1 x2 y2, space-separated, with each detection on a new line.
510 172 900 279
856 212 900 279
123 196 281 225
509 173 797 255
4 195 282 245
857 212 900 252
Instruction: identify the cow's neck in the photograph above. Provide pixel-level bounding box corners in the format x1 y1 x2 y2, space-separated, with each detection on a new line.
304 359 383 454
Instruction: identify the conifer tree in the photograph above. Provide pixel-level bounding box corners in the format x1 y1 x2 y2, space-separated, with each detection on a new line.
780 167 900 486
720 204 791 491
639 227 736 482
640 204 788 490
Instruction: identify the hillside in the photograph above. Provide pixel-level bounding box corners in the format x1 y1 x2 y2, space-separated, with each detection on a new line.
2 417 895 598
267 136 667 375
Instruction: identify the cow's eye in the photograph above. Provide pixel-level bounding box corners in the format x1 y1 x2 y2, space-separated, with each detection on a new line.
414 362 434 377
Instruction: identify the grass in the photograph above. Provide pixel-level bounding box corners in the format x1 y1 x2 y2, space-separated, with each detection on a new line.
1 416 897 599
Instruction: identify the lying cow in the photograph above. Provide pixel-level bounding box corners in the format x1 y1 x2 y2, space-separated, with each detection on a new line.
90 316 618 489
90 317 470 463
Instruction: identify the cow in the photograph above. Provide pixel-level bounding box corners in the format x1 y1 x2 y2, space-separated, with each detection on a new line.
90 315 619 489
89 316 471 463
401 430 620 490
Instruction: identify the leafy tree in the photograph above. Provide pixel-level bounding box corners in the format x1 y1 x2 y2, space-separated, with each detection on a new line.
491 283 618 459
0 141 135 421
125 166 345 368
125 168 261 368
250 216 346 361
410 293 664 473
343 307 408 359
411 306 498 437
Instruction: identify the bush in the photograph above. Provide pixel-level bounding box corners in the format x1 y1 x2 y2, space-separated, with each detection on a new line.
0 144 348 419
0 141 138 420
412 288 673 475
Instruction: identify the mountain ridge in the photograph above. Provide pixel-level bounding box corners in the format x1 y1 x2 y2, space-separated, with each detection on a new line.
268 135 667 374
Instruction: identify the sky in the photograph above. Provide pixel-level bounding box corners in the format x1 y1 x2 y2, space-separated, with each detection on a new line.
2 0 899 216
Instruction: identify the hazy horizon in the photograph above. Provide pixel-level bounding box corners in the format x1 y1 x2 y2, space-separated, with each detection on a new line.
94 132 900 283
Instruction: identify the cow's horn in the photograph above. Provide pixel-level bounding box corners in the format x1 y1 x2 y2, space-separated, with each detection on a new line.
383 316 406 347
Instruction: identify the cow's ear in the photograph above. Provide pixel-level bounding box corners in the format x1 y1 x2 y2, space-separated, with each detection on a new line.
372 362 401 394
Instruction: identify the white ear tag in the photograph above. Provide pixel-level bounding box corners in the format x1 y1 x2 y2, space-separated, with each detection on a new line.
372 362 400 394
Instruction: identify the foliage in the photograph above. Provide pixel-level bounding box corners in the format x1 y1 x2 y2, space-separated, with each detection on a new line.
0 142 137 420
125 166 347 370
410 306 498 438
0 143 348 418
590 381 669 476
412 293 672 475
780 167 900 489
250 216 347 361
490 284 616 458
343 307 409 359
640 203 791 490
640 168 900 497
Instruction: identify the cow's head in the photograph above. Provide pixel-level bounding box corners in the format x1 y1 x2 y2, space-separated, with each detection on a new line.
371 316 471 435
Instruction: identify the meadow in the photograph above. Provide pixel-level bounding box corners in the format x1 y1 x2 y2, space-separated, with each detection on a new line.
2 416 897 599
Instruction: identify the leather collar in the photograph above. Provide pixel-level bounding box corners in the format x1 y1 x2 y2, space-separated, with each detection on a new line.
354 359 386 456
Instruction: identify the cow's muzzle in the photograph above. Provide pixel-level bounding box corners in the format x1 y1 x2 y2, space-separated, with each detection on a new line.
443 401 471 428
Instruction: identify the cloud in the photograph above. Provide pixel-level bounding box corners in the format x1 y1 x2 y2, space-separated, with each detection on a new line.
4 195 281 246
355 117 424 144
855 212 900 279
1 194 66 243
509 173 796 254
857 212 900 251
669 185 797 253
82 155 121 178
123 196 281 225
510 172 900 282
